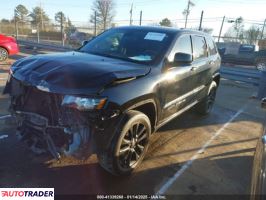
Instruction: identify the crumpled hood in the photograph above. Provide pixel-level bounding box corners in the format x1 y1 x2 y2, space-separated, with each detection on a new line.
11 51 151 95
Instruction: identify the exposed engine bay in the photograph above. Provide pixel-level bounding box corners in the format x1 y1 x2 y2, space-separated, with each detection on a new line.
5 77 96 159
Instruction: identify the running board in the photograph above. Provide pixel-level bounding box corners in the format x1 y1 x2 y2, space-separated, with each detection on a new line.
156 101 198 130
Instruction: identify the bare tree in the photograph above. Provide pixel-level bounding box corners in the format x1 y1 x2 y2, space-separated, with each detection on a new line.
223 18 244 42
223 27 236 42
65 18 76 35
90 0 115 32
244 26 261 45
233 17 244 40
55 11 66 25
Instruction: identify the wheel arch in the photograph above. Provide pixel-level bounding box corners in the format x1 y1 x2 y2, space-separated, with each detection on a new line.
0 45 9 54
123 98 158 133
213 73 220 86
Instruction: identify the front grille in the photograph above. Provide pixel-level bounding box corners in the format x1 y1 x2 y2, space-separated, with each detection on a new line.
10 78 63 125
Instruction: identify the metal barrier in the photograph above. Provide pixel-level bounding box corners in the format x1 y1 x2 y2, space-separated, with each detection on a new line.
220 66 260 86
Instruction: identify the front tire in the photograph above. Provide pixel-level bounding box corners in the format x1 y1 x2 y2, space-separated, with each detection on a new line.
195 81 217 115
97 110 151 176
0 47 8 61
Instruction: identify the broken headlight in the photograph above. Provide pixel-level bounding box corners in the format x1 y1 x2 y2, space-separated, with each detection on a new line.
62 95 107 111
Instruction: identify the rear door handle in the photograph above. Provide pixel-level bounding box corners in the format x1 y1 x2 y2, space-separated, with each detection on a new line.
209 61 215 65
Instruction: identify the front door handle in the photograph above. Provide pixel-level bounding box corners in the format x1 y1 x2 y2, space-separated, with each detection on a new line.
209 61 215 65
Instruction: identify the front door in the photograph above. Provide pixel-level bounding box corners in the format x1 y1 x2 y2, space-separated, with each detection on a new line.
160 34 197 121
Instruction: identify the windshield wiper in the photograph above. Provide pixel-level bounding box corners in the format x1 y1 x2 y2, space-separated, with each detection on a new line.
87 51 145 64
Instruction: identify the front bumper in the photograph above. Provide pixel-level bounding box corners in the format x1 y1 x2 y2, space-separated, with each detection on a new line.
13 110 94 159
5 76 121 159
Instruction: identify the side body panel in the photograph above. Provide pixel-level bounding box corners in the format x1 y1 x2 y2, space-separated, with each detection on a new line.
0 35 19 55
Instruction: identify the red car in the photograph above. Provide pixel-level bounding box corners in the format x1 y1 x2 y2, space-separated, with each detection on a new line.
0 34 19 61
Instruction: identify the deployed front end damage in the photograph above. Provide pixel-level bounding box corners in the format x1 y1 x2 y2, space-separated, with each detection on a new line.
3 52 150 161
4 76 117 160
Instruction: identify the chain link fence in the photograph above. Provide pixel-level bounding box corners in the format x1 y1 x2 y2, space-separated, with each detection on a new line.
0 20 102 48
0 18 265 49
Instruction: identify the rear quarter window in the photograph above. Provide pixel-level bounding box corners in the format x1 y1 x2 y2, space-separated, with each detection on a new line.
206 37 217 56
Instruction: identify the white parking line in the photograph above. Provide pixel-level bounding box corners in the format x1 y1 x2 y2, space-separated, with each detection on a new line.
156 107 245 195
0 135 8 140
0 115 11 120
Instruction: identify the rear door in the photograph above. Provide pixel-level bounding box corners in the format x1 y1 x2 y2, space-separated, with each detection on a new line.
190 35 212 101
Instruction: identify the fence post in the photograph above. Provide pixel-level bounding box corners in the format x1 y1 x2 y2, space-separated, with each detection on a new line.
139 11 142 26
14 10 18 39
199 11 204 31
37 23 40 43
94 11 97 36
218 16 225 43
61 12 64 46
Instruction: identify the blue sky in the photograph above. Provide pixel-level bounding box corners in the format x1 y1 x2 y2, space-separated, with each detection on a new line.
1 0 266 36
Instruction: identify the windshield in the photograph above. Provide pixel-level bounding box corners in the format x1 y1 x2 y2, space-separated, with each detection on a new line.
79 28 174 64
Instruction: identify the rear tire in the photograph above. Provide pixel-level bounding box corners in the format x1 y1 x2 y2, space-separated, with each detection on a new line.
97 110 151 176
195 81 217 115
0 47 8 61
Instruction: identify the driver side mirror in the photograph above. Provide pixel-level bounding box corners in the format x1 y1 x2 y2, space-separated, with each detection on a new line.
262 98 266 110
82 40 89 46
174 52 193 65
82 36 96 46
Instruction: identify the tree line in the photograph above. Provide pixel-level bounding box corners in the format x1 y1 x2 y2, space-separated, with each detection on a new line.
224 17 264 45
0 0 117 35
0 0 263 45
0 4 76 33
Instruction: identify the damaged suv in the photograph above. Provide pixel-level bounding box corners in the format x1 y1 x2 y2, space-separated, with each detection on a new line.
4 26 220 175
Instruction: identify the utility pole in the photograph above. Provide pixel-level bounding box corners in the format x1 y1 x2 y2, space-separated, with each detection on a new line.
129 3 133 25
14 10 18 39
40 1 44 30
94 11 97 36
198 10 204 31
37 23 40 43
184 0 194 28
60 12 64 46
261 19 266 40
218 16 225 43
139 10 142 26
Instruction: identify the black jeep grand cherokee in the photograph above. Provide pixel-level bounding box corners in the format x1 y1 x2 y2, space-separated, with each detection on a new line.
4 26 221 175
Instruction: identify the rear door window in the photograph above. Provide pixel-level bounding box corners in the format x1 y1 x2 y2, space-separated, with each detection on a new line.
192 35 208 60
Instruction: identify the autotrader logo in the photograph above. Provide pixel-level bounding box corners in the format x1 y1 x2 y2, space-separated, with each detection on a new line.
0 188 54 200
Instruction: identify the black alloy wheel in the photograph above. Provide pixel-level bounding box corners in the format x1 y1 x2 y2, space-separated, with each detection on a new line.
97 110 151 176
195 81 217 115
117 122 148 170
